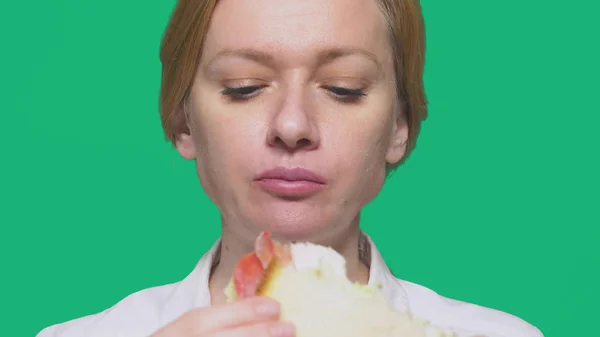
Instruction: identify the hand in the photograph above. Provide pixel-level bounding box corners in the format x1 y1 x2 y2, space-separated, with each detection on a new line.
150 296 295 337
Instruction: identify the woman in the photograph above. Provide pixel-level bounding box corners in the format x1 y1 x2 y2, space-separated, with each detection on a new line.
38 0 543 336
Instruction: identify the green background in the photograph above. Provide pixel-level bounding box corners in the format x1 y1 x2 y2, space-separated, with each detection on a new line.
1 0 598 336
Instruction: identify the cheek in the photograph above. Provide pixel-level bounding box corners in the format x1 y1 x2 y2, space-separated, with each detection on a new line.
330 116 391 173
191 112 265 179
327 116 391 202
188 115 261 207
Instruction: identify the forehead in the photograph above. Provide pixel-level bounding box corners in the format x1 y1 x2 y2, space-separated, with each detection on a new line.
202 0 390 63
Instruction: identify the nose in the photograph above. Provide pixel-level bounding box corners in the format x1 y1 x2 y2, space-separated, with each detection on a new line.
267 88 320 152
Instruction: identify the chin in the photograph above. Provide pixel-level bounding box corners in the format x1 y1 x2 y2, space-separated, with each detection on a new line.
241 190 361 243
253 209 350 244
265 222 328 241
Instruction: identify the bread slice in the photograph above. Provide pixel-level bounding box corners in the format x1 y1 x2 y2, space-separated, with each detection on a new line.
224 232 460 337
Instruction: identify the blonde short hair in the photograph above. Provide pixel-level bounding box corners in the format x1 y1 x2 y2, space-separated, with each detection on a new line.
159 0 427 166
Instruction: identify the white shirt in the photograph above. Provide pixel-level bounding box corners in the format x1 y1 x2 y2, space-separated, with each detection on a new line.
37 234 544 337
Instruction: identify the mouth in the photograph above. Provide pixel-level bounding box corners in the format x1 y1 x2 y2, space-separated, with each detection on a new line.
254 167 327 197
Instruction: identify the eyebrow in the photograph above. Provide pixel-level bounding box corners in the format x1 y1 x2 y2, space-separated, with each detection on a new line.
317 47 382 71
206 47 382 71
206 48 275 67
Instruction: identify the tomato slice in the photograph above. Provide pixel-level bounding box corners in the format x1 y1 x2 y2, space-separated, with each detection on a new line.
233 252 264 299
232 231 293 298
255 231 275 267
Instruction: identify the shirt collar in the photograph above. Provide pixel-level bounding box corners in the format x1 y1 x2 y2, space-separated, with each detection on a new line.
362 232 410 312
159 232 408 324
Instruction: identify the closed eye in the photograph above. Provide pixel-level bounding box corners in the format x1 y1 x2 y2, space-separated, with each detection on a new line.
221 85 267 101
322 85 366 103
221 85 366 103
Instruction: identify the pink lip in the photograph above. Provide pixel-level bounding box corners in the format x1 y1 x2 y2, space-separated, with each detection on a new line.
255 167 326 197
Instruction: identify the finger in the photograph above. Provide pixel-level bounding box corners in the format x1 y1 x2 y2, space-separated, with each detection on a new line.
205 321 295 337
193 297 281 334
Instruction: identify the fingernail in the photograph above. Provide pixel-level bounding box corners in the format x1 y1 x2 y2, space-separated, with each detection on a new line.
255 301 280 316
269 322 295 337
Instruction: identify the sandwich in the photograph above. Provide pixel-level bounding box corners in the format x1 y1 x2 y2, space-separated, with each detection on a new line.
224 231 460 337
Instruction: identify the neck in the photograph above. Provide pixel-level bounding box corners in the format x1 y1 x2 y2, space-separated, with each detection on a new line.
208 215 370 305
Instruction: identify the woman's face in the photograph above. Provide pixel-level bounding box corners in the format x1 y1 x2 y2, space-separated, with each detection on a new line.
177 0 408 240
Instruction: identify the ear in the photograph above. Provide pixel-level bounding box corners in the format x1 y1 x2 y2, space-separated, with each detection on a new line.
385 109 409 165
174 106 197 160
175 133 197 160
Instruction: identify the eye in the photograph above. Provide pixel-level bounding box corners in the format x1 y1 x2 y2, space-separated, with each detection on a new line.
221 85 267 101
322 85 367 103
